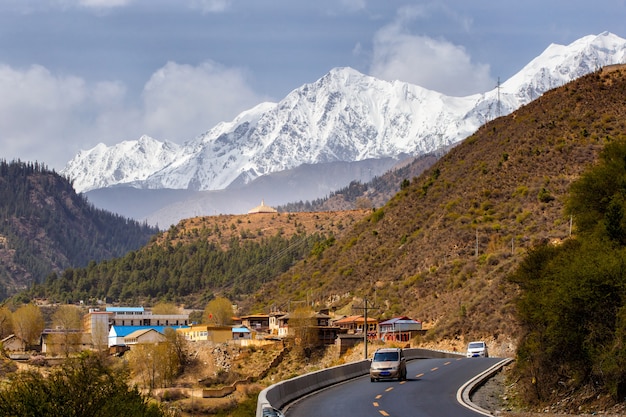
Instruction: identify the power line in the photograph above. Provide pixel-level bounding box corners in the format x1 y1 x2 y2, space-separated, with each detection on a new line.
235 233 317 290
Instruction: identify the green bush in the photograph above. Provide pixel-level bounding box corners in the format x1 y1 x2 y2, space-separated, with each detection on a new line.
0 353 167 417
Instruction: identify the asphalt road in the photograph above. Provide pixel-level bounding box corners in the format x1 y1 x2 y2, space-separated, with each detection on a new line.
285 357 501 417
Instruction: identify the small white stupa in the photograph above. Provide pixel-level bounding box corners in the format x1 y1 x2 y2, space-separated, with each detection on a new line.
247 199 278 214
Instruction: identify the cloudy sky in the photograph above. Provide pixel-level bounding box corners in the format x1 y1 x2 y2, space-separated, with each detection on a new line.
1 0 624 170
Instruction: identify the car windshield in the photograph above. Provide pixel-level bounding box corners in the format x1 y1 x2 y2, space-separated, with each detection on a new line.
469 342 484 349
373 351 399 361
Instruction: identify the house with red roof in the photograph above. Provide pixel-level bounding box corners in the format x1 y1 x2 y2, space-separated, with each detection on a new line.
333 315 378 339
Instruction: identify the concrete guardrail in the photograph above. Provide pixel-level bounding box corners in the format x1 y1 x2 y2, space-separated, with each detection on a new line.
256 348 464 417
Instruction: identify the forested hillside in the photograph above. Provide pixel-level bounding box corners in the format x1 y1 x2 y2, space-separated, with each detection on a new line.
25 210 368 305
0 160 158 299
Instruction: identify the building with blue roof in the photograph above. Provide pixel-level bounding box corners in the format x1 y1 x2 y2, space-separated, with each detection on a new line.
108 325 189 347
99 306 189 327
232 326 251 340
85 306 190 348
105 306 145 313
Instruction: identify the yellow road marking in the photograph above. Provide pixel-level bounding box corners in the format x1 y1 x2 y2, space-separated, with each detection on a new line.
416 373 424 378
375 394 382 399
431 367 438 371
399 380 406 385
373 402 379 407
385 387 394 392
444 361 451 365
379 411 390 416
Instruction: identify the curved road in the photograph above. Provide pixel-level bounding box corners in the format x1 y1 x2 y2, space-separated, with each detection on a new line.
285 357 501 417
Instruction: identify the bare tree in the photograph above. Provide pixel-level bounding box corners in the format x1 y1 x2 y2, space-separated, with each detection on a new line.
164 327 187 373
127 340 181 391
0 306 13 339
289 306 318 357
12 304 44 349
50 305 83 357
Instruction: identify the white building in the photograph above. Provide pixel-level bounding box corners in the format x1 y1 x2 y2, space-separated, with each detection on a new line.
106 306 189 327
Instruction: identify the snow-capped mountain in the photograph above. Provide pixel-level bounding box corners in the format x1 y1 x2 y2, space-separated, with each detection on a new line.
64 32 626 194
67 135 181 193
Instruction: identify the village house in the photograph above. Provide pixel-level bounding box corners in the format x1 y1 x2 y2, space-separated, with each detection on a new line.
108 325 187 348
378 316 423 342
1 334 26 352
40 330 92 355
333 315 378 338
232 326 252 341
276 309 340 345
81 306 191 350
83 308 112 347
176 324 234 344
105 306 189 327
240 314 270 333
123 328 167 346
268 311 287 336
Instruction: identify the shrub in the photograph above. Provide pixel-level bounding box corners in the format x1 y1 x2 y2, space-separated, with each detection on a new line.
371 208 385 223
537 188 554 203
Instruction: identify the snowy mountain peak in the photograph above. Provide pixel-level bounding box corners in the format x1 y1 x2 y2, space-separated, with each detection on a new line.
64 135 181 193
322 66 375 85
499 32 626 110
64 32 626 194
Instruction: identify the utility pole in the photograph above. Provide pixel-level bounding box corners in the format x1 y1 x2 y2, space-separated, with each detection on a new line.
353 298 377 360
569 215 573 237
364 298 369 360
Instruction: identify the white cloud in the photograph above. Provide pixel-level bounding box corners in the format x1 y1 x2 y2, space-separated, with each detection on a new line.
141 61 268 141
0 0 133 12
369 6 494 96
0 61 267 170
188 0 231 13
0 64 92 168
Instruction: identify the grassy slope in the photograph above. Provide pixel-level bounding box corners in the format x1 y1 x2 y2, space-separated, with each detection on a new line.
157 210 371 251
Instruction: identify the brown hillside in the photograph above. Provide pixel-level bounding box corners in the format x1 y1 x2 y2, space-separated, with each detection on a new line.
244 66 626 350
156 210 370 250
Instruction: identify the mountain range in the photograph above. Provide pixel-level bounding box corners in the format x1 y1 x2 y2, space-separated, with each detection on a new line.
62 32 626 227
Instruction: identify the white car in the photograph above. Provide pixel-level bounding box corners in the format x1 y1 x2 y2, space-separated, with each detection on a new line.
466 341 488 358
